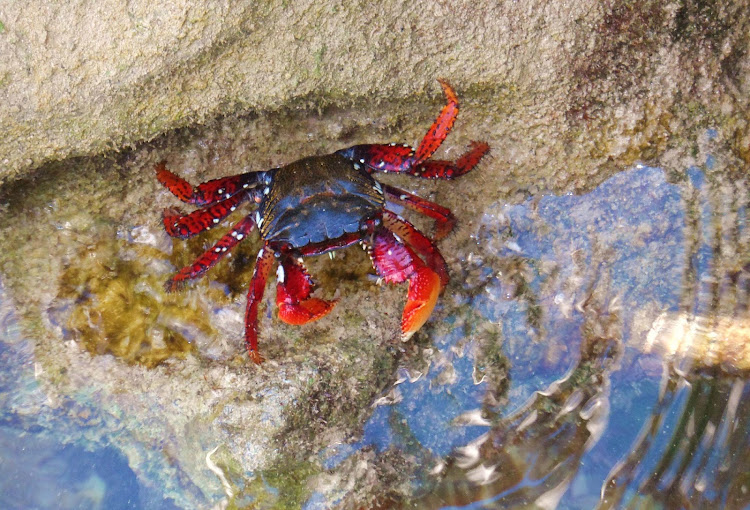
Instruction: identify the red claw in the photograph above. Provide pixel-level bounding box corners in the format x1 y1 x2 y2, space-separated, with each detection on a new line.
370 228 442 339
382 210 449 287
276 258 336 325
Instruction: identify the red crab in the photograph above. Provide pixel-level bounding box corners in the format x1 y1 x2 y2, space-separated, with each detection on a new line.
156 80 489 363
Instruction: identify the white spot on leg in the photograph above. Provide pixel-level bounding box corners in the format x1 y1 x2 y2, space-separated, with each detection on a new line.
276 265 285 283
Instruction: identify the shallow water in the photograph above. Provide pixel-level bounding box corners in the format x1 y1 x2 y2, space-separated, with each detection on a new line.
311 160 750 508
1 121 749 508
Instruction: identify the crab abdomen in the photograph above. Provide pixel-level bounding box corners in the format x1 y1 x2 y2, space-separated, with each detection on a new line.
259 154 385 248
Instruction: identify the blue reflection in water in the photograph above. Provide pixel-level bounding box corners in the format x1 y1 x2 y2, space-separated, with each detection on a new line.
0 284 177 510
316 159 749 507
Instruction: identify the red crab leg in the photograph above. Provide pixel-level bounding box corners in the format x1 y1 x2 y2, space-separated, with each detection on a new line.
382 210 449 288
413 78 459 164
408 141 490 179
336 79 488 178
340 80 459 171
156 162 269 206
383 184 456 240
296 231 366 256
370 229 442 340
162 192 249 239
276 257 336 326
164 216 256 292
245 245 276 364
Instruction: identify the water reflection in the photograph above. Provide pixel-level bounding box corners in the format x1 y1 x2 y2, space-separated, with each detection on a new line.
601 161 750 509
421 293 621 509
312 160 750 508
0 282 168 509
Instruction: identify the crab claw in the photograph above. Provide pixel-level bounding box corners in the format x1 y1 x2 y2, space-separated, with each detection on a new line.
371 229 443 340
401 265 441 341
276 257 336 325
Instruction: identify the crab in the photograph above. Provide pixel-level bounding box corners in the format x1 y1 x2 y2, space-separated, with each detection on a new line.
155 80 489 363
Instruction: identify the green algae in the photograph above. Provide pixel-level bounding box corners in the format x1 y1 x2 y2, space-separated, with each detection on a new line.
55 239 210 367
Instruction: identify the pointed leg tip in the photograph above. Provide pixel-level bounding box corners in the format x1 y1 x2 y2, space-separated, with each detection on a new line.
248 350 265 364
164 278 183 293
470 140 491 152
437 79 458 104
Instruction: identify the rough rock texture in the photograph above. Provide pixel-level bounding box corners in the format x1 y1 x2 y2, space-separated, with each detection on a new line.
2 0 748 185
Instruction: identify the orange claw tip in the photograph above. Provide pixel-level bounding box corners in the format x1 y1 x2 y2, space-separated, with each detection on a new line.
400 266 442 341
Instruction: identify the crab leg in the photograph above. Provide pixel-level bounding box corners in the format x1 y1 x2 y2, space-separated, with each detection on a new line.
245 245 276 364
413 78 459 164
276 257 337 325
370 229 442 340
383 184 456 240
382 210 449 288
165 216 256 291
296 232 364 257
156 162 269 206
408 141 490 179
162 192 249 239
336 80 488 179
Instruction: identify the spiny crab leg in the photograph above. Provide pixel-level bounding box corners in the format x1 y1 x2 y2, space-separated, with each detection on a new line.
156 162 270 206
245 245 275 364
413 78 459 165
163 192 249 239
408 140 490 179
336 81 488 180
337 80 459 173
370 229 442 340
165 216 256 291
276 257 337 325
383 184 457 240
